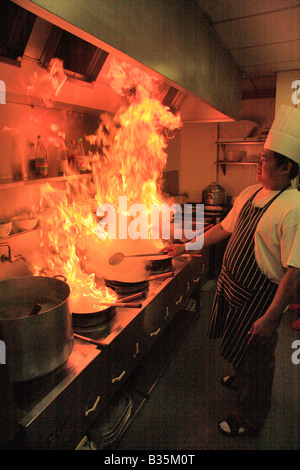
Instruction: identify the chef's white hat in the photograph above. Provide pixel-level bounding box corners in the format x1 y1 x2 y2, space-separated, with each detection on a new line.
264 105 300 164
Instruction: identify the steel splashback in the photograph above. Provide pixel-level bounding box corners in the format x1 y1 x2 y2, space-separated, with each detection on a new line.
9 0 242 122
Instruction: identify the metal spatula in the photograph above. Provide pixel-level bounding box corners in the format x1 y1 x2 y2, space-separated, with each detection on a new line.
109 251 168 265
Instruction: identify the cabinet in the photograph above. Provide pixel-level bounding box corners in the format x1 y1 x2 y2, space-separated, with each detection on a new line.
4 255 208 450
215 139 265 175
17 346 109 450
107 256 207 399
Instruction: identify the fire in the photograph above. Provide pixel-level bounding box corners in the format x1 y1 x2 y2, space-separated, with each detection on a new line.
30 59 182 311
27 58 67 107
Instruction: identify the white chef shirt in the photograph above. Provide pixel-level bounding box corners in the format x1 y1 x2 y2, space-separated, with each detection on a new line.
221 184 300 284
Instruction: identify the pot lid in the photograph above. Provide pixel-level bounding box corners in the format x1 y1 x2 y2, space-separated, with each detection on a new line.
203 181 225 192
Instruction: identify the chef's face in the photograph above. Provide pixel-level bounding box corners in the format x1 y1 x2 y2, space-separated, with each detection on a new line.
256 149 284 188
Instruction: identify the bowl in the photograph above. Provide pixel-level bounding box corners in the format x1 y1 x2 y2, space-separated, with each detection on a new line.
223 151 246 162
0 218 12 238
12 215 38 232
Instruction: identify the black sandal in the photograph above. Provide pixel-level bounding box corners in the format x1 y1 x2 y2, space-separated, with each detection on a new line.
218 415 258 438
220 375 238 391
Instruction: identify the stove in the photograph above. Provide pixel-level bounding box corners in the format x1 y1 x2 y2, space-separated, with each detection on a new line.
3 255 208 450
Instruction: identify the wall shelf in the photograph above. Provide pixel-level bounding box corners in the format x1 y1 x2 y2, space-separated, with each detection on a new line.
0 173 91 190
216 139 264 175
215 161 259 164
215 160 258 175
216 139 265 145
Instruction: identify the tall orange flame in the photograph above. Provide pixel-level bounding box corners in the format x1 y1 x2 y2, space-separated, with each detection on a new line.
31 59 182 311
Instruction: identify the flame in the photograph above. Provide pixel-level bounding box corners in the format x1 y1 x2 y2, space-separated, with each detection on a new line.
27 58 67 107
30 59 182 312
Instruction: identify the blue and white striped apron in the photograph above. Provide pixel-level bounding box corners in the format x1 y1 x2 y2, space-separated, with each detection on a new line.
208 184 290 367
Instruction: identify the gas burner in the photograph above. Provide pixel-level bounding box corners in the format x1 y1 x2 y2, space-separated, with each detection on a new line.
73 318 115 340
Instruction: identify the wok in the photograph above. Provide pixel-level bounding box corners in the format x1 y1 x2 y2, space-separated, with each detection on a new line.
104 278 149 296
71 286 118 329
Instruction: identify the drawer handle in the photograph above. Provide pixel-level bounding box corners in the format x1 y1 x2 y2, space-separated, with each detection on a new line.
201 263 206 273
164 306 169 320
186 281 190 292
176 295 183 305
150 327 161 337
193 277 200 283
75 435 88 450
85 395 100 417
112 370 126 383
133 342 139 358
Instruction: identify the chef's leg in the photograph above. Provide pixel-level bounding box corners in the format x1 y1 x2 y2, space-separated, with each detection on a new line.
233 332 278 432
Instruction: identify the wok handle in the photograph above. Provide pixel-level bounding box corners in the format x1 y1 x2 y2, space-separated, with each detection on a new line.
98 302 142 308
74 333 107 350
119 292 146 302
148 272 174 281
112 302 142 308
128 251 168 257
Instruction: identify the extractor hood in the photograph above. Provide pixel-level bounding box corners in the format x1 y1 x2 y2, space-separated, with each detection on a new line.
4 0 242 122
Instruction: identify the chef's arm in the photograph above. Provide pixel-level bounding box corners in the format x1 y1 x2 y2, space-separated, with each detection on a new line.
263 266 300 326
162 223 231 256
202 222 232 248
248 266 300 343
185 222 231 251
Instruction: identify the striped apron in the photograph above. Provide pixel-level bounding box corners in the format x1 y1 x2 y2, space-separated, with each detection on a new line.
208 184 290 367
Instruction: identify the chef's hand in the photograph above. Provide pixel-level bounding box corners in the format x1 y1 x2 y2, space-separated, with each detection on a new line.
160 244 186 257
247 316 276 345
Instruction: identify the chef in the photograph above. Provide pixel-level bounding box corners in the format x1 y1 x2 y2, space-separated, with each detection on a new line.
163 105 300 437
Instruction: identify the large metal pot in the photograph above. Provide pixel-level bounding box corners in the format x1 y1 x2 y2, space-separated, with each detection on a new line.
202 181 226 206
0 276 73 382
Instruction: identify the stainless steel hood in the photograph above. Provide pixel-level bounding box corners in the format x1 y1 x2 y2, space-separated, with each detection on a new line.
7 0 242 122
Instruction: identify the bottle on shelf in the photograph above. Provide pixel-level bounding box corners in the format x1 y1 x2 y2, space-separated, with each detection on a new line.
68 139 77 171
76 137 90 173
35 135 48 177
28 142 36 179
57 137 69 176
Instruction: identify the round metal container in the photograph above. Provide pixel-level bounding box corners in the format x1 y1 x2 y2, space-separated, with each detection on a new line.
202 181 226 205
0 276 73 382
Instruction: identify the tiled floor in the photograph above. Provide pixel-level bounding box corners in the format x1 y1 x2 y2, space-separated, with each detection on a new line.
116 281 300 450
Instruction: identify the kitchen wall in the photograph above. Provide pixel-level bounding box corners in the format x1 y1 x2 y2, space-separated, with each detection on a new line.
0 56 123 186
167 96 276 202
0 101 98 184
178 122 217 202
0 58 107 280
275 70 300 113
218 97 275 197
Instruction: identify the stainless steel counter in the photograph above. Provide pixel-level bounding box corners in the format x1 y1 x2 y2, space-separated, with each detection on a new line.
6 253 208 449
